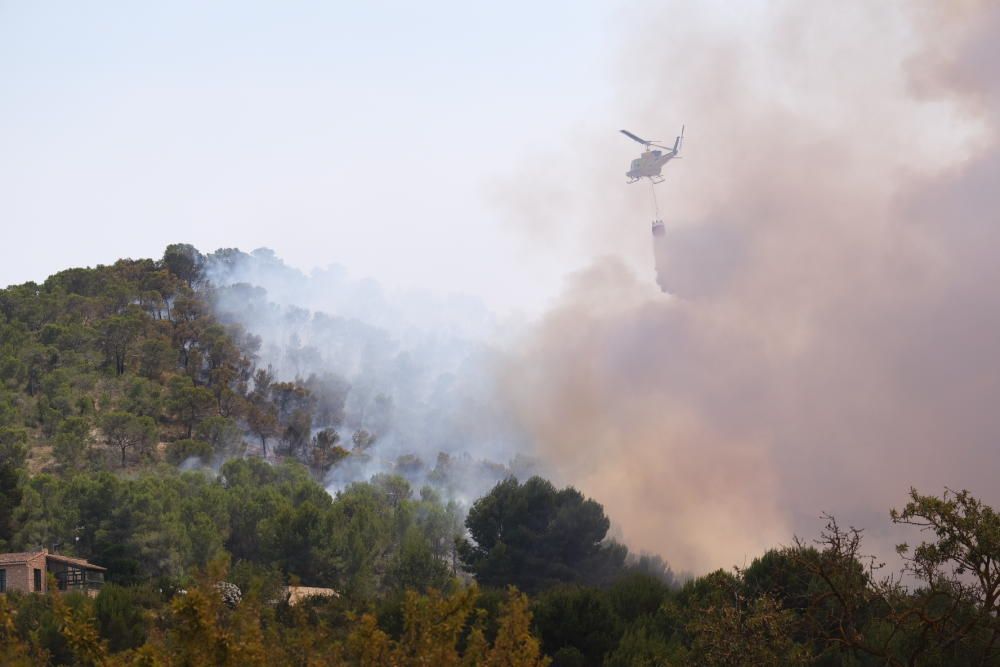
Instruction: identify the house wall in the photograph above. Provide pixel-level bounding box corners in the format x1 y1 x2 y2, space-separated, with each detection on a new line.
0 553 47 593
0 563 29 593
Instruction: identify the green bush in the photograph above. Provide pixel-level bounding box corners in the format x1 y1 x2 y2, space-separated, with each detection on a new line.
166 438 212 465
95 583 153 652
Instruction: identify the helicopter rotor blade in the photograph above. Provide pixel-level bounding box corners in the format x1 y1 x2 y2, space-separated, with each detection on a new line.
620 129 651 146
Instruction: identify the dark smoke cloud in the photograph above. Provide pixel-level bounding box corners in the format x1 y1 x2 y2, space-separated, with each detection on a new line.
498 1 1000 571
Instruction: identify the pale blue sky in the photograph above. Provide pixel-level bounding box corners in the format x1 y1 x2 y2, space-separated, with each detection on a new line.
1 1 619 311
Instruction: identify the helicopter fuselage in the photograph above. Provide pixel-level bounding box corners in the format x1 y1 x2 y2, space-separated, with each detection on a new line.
626 149 676 183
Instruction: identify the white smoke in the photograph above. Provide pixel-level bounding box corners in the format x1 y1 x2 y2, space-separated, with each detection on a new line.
205 248 538 505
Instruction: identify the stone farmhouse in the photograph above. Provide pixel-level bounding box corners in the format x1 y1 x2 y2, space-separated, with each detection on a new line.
0 549 105 595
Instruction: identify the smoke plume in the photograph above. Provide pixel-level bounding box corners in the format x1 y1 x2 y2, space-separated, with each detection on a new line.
205 249 537 505
498 1 1000 571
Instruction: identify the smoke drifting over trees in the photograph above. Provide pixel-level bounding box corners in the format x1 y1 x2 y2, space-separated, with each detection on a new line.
196 2 1000 574
204 248 536 503
107 3 1000 577
496 1 1000 571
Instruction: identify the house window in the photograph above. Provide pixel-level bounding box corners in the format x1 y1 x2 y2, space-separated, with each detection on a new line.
0 569 5 592
34 568 42 592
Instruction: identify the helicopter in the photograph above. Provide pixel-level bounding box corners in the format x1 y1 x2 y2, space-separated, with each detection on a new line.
621 126 684 184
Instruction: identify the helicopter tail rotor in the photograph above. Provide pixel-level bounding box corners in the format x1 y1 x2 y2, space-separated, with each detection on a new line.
672 125 685 154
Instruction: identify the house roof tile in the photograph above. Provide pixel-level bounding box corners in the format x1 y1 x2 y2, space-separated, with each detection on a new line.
0 551 106 571
45 553 106 571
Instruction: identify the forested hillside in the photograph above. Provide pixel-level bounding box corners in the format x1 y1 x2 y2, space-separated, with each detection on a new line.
0 243 357 476
0 246 998 665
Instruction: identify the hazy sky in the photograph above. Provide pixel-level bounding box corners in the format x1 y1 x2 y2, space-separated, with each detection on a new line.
1 0 629 312
499 1 1000 570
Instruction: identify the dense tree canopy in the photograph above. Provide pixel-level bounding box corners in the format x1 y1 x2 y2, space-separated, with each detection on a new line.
460 476 628 593
0 245 997 665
